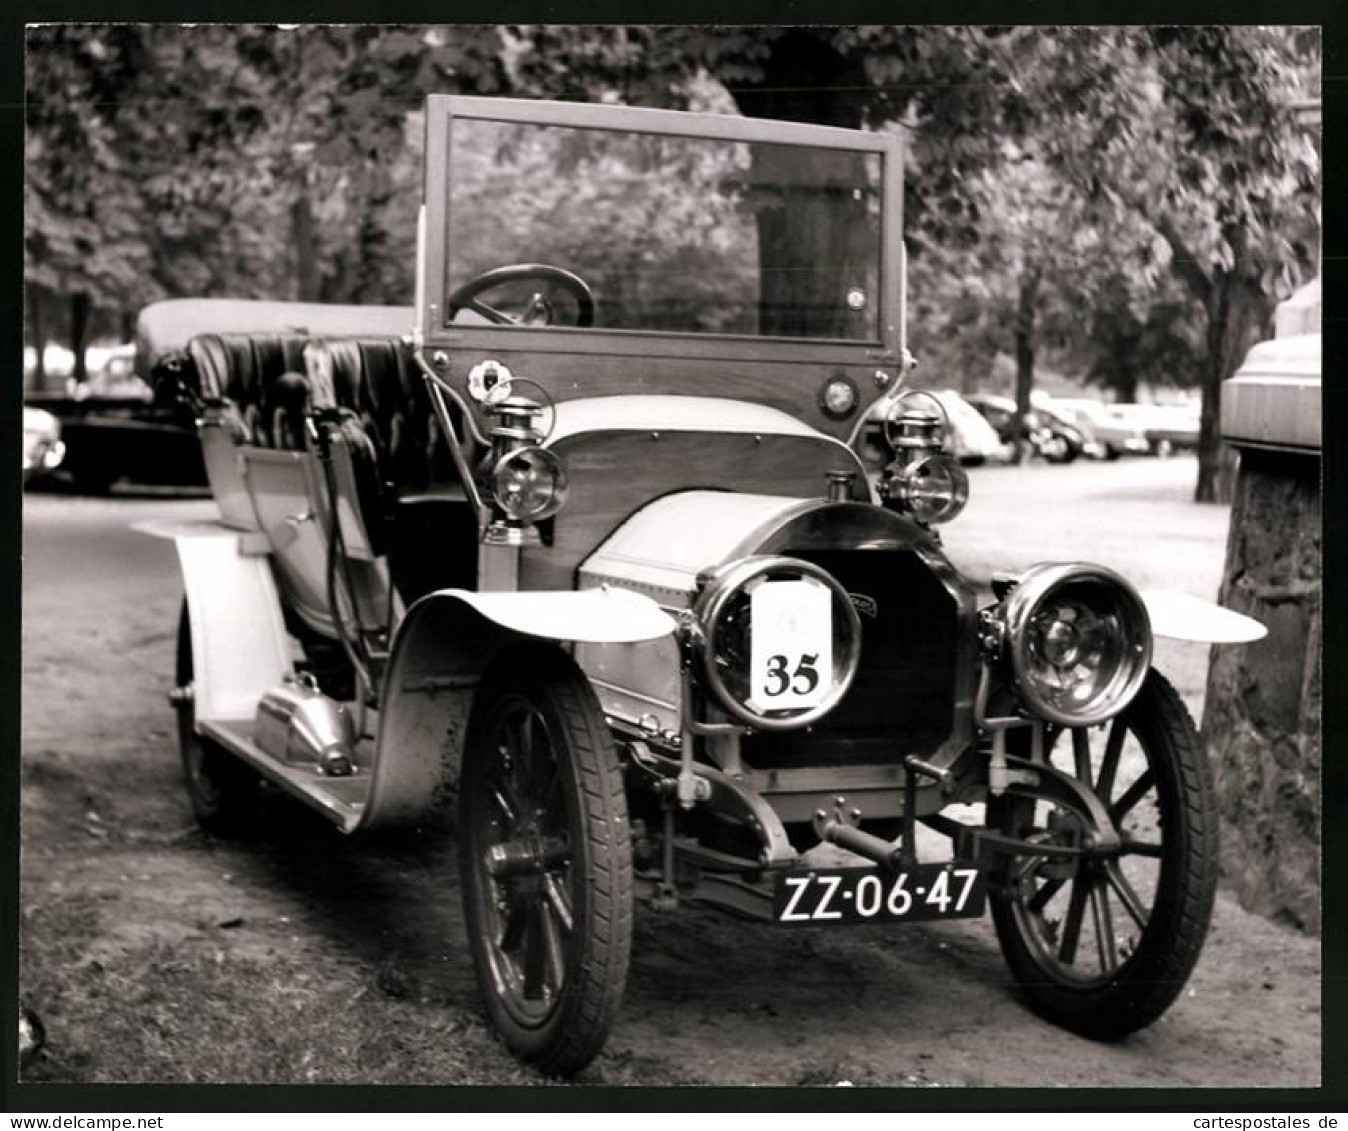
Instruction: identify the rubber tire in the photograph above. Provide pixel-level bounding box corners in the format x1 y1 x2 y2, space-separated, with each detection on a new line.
459 644 633 1077
175 601 259 834
989 670 1218 1038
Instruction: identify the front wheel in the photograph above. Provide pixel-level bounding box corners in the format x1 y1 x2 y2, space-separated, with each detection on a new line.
989 670 1218 1038
459 645 633 1076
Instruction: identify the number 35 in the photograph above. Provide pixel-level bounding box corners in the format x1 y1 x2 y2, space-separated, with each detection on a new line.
764 653 820 697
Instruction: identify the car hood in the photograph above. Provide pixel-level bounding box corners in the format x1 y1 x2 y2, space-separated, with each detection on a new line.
579 490 936 599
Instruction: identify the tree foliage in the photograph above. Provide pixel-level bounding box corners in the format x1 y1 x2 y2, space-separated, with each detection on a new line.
25 24 1319 501
24 24 508 366
995 26 1319 499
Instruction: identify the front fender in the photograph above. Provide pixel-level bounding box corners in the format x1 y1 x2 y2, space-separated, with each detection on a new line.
361 586 675 829
1141 589 1267 644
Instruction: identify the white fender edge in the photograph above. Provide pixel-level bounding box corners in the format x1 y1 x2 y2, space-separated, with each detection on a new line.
1141 589 1267 644
428 585 677 643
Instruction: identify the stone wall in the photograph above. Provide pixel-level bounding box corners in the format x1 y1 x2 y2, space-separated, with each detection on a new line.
1202 447 1321 932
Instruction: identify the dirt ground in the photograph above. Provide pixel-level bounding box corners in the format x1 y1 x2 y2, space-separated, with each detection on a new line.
18 462 1322 1088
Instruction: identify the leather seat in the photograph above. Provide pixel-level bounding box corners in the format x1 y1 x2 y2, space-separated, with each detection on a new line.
181 331 453 496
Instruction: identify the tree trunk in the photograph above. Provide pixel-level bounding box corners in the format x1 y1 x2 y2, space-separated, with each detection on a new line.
730 30 867 129
292 193 320 303
27 287 48 392
70 291 91 384
730 31 873 338
1012 268 1039 464
1113 362 1139 405
1195 272 1270 503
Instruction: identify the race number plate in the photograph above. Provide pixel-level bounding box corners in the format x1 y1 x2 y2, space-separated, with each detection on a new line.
773 863 986 925
748 578 832 712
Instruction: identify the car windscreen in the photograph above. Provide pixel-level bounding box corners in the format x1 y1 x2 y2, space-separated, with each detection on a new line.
446 117 884 342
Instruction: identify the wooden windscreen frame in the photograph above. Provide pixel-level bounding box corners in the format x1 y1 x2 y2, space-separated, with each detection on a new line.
416 95 906 373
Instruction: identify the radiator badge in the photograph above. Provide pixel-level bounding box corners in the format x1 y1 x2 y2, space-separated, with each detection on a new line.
848 592 879 620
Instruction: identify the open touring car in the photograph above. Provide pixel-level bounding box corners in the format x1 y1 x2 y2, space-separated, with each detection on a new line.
143 95 1264 1076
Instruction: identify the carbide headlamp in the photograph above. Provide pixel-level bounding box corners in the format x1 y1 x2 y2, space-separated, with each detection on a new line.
886 452 969 525
490 445 569 522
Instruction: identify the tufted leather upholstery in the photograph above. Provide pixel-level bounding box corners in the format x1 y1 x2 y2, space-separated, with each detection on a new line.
183 332 454 496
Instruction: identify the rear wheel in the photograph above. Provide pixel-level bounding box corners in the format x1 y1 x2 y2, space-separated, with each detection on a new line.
989 670 1217 1038
459 645 633 1076
174 601 258 833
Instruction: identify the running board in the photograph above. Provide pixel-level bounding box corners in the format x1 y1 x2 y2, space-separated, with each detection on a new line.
199 718 369 833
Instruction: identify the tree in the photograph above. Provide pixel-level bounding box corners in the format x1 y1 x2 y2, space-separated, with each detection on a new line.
509 25 1319 501
1074 271 1205 404
1000 26 1319 501
24 23 511 356
507 26 1024 252
907 151 1120 457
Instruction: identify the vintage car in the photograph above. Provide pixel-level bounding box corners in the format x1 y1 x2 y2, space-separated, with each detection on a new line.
143 96 1265 1077
1048 397 1152 460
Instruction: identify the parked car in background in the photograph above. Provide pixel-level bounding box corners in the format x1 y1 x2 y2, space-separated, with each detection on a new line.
22 406 65 484
25 304 417 492
25 343 206 492
1047 397 1151 460
1108 402 1201 456
143 95 1267 1077
964 393 1085 463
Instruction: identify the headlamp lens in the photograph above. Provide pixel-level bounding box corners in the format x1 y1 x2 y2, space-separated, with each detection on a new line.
490 446 568 522
820 376 859 418
893 454 969 524
1001 565 1152 726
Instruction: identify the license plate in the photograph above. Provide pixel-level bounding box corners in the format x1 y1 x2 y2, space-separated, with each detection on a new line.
773 863 986 925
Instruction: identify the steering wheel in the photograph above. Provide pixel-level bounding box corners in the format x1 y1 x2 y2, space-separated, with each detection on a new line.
447 264 596 328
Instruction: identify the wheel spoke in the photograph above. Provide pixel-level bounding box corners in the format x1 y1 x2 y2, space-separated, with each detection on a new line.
1088 881 1120 971
1057 879 1090 965
521 902 547 1001
1072 727 1092 783
541 766 566 828
1095 717 1126 801
467 298 516 324
1028 875 1067 914
507 713 538 805
492 787 519 826
1110 769 1155 822
544 873 574 934
510 711 535 766
538 898 567 991
499 891 527 953
1104 861 1150 930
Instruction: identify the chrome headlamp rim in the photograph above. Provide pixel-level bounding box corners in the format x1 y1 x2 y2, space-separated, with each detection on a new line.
881 388 951 452
999 562 1153 727
889 451 969 524
488 444 569 522
692 555 863 733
